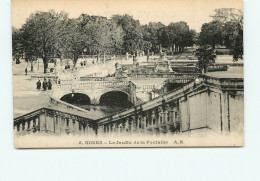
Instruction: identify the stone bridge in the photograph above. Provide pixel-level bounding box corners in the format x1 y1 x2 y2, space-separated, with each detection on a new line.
51 79 137 105
51 74 200 106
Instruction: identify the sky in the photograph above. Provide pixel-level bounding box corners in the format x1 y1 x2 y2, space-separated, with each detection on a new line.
11 0 243 32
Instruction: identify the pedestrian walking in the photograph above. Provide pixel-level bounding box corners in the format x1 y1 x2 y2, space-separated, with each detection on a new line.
48 79 52 90
43 78 47 91
25 68 27 75
46 80 49 90
36 80 41 91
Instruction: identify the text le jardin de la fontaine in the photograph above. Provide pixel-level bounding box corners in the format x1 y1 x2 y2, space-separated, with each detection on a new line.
79 140 184 145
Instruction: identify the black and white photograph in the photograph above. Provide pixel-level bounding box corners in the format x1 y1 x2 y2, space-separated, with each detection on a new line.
12 0 244 147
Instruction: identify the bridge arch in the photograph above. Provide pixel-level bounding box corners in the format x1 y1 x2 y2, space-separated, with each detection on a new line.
60 92 91 105
99 90 133 107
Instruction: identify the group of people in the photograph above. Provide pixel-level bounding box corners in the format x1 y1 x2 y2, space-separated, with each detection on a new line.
65 64 71 70
80 61 86 66
36 78 52 91
80 60 98 67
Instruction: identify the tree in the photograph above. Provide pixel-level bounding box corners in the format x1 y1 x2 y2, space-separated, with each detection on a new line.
78 15 124 62
20 10 69 73
186 29 197 47
212 8 243 61
158 27 170 50
21 27 38 71
160 21 195 54
12 27 23 64
211 8 243 27
141 40 152 61
141 22 165 53
109 19 124 56
196 45 216 73
198 8 243 61
57 18 86 67
198 21 223 48
222 20 243 61
111 14 143 55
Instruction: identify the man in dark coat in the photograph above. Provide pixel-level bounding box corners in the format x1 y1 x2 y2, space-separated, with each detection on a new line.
43 78 47 91
47 79 52 90
36 80 41 91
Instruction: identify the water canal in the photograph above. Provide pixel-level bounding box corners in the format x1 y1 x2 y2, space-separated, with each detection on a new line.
60 91 133 119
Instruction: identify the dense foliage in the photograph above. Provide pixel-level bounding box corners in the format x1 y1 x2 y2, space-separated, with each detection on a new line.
198 8 243 61
12 8 243 73
196 45 216 73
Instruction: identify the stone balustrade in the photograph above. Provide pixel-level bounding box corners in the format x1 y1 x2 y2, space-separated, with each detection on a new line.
80 76 128 82
96 75 244 135
127 72 199 79
14 107 97 135
136 84 155 92
55 80 132 90
31 75 58 81
56 84 72 89
76 80 130 89
201 75 244 90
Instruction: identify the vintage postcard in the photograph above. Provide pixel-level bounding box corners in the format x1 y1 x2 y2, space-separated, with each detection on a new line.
12 0 244 148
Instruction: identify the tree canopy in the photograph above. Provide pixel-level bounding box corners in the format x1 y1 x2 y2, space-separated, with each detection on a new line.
198 8 243 61
111 14 143 55
12 8 243 73
12 27 23 63
196 45 216 73
198 21 223 48
78 15 124 59
20 10 70 73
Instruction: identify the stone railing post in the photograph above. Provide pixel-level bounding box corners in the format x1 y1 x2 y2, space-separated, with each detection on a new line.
78 121 82 134
26 119 31 132
109 123 113 135
122 120 126 134
17 123 20 132
65 118 70 134
37 115 40 132
142 114 147 132
115 122 119 134
32 118 36 133
22 121 25 131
